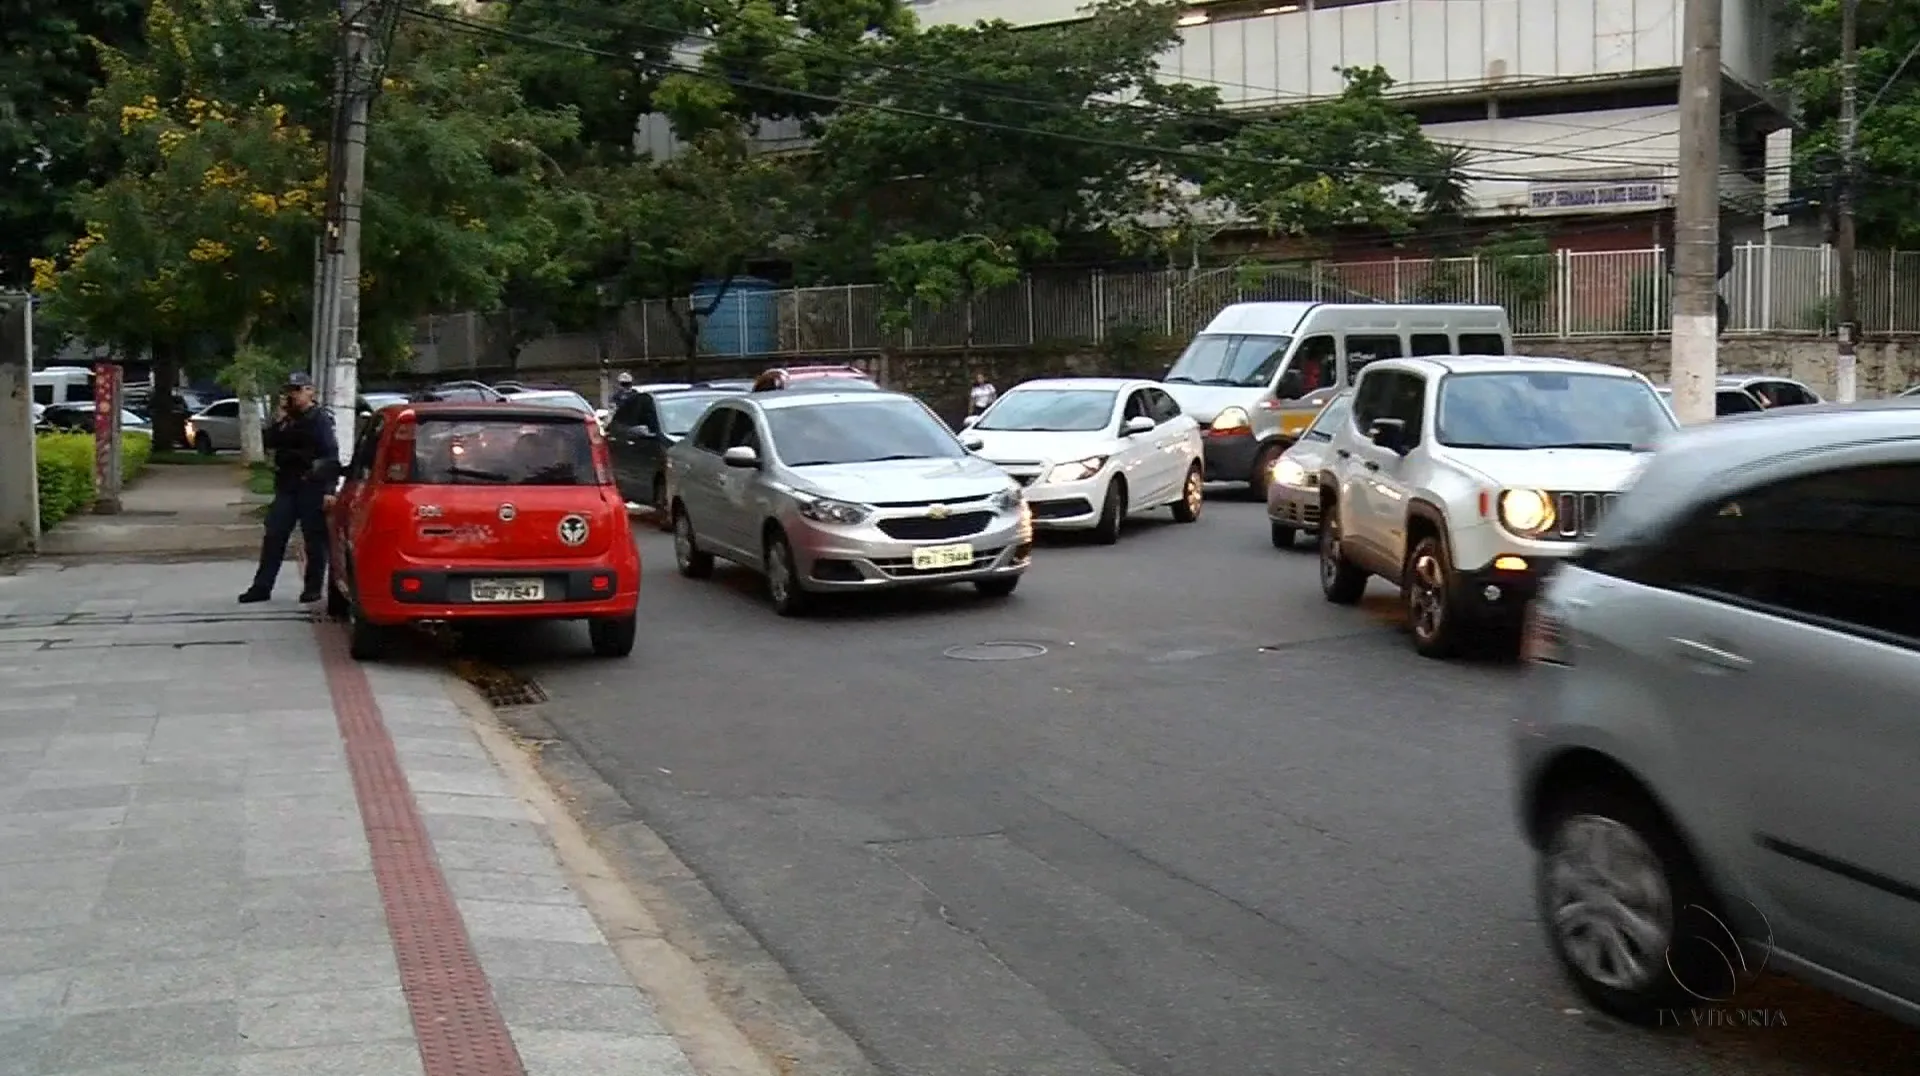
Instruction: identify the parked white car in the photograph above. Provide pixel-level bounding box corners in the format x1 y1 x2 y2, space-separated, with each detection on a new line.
962 378 1205 543
1316 356 1676 657
1267 390 1351 548
184 398 264 454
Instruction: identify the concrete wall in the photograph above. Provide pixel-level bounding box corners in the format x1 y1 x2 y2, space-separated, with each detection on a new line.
1513 336 1920 397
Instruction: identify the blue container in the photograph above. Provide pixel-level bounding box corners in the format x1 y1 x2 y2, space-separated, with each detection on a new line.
691 277 777 357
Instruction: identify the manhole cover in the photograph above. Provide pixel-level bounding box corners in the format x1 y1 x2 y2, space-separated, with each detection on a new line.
450 659 549 707
943 641 1048 661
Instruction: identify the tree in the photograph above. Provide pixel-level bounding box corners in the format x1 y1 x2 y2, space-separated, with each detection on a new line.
1774 0 1920 248
1202 67 1469 243
874 230 1057 355
0 0 146 291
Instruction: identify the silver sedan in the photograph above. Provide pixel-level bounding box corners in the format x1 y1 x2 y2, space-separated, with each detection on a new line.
1265 390 1350 547
664 389 1032 616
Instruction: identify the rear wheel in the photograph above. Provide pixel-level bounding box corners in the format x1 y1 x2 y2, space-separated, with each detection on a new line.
650 476 671 530
588 612 637 658
764 530 810 617
1171 464 1203 523
194 432 215 455
325 574 350 620
1092 478 1125 545
346 595 387 662
672 504 714 579
974 576 1019 598
1270 521 1296 549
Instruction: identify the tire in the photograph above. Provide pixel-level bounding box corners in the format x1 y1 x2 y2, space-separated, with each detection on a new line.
1405 533 1463 659
974 576 1019 598
1170 464 1203 523
346 595 386 662
1248 443 1283 496
672 503 714 579
195 432 215 455
1318 500 1368 605
763 529 810 617
650 476 672 530
1092 478 1125 545
325 576 350 620
1270 521 1296 549
1536 782 1730 1026
588 612 638 658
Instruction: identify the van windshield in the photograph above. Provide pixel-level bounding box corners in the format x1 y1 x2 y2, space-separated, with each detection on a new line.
1164 335 1292 388
410 417 598 485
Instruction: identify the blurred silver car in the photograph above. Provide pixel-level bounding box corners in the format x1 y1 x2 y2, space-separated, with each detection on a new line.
1515 398 1920 1028
664 389 1032 615
1265 390 1350 548
184 398 262 453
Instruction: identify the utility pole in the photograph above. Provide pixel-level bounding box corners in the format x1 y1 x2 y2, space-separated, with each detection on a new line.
1670 0 1723 425
314 1 378 467
1835 0 1859 403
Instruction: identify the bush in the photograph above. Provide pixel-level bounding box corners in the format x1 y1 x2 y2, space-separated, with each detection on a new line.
35 431 155 529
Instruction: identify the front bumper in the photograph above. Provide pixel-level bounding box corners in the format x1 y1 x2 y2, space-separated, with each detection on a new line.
1266 482 1320 531
1201 433 1261 483
788 508 1033 591
1452 556 1564 622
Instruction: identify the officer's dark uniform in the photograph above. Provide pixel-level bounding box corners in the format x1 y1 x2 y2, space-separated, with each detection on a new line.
240 375 340 603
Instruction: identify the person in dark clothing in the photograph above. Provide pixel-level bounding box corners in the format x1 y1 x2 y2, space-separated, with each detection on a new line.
607 371 637 413
239 372 340 604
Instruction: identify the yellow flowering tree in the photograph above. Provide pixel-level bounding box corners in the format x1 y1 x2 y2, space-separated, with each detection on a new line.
32 0 323 449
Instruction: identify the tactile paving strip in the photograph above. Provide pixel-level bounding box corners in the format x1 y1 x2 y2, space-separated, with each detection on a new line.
316 623 529 1076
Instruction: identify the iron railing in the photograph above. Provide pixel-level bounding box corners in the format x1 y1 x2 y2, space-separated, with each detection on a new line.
409 244 1920 374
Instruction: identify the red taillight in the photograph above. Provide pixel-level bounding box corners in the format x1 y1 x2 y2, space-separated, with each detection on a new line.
590 574 612 591
387 414 416 481
401 576 422 593
1523 604 1571 665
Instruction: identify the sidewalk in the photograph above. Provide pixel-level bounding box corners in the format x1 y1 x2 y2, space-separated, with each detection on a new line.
35 463 262 557
0 559 701 1076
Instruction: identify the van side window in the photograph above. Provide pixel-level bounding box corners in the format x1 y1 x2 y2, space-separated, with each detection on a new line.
1458 333 1507 355
1281 336 1336 399
1343 335 1403 384
33 384 52 405
1410 333 1452 357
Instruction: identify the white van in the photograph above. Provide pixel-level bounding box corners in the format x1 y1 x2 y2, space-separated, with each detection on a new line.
31 366 95 407
1163 303 1513 491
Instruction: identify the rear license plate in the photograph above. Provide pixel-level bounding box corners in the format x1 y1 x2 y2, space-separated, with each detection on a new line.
911 544 974 570
470 578 545 602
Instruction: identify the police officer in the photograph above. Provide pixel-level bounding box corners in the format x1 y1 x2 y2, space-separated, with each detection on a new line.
608 371 638 413
239 372 340 604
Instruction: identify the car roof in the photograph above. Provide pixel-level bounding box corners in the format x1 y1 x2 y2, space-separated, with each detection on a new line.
748 389 918 413
1010 377 1141 391
1389 354 1644 378
1717 373 1806 385
386 401 597 422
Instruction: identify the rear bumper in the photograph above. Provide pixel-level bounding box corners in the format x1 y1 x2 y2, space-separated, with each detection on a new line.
360 564 638 625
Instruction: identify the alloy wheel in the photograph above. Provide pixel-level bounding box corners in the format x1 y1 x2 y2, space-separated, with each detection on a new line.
1410 551 1447 641
1543 815 1674 992
673 514 694 568
1319 511 1340 586
1184 471 1202 514
767 542 793 605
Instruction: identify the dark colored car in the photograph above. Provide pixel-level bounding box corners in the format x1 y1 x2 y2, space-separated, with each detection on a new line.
411 380 506 404
607 387 745 510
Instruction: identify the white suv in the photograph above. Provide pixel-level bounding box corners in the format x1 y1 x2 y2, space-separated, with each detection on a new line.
1316 356 1677 657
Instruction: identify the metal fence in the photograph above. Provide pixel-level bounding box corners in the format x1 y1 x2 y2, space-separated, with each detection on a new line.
410 244 1920 374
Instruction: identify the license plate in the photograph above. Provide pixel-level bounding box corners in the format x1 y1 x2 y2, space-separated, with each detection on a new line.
470 578 545 602
911 544 974 570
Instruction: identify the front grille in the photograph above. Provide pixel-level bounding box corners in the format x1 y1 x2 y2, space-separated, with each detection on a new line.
995 462 1044 487
1012 474 1037 487
876 512 994 541
1548 491 1619 540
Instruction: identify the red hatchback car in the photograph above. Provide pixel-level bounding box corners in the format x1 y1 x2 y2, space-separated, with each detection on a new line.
324 401 641 661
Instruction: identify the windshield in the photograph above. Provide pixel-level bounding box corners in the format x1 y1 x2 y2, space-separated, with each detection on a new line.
409 418 597 485
767 399 967 466
1164 334 1292 388
1302 394 1353 441
656 393 728 436
1436 372 1676 450
976 389 1116 432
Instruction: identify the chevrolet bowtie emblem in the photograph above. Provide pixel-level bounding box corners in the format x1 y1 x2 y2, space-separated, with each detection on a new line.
927 504 951 519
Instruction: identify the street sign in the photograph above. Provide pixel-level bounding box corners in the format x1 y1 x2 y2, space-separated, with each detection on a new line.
1764 128 1793 230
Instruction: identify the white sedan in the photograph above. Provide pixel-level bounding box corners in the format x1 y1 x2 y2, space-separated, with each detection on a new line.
961 378 1204 543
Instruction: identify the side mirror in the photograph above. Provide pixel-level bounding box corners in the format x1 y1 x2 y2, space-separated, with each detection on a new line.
1367 417 1408 453
1122 415 1156 436
722 445 760 468
1274 370 1305 400
960 414 980 428
961 434 985 452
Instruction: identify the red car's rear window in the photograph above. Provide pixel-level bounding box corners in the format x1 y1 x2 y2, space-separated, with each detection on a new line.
408 416 596 486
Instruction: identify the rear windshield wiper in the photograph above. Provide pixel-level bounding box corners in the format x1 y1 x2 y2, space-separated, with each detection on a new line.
445 465 511 482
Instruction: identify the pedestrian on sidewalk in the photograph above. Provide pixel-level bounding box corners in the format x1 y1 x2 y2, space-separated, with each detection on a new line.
968 370 998 417
239 372 339 604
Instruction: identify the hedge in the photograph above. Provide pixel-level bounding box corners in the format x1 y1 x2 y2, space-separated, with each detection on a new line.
36 431 154 530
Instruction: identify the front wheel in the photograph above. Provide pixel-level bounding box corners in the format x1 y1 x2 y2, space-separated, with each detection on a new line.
673 505 714 579
195 432 215 455
1269 521 1296 549
1171 464 1203 523
1405 534 1462 659
1318 501 1368 605
764 530 811 617
588 612 638 658
1092 478 1125 545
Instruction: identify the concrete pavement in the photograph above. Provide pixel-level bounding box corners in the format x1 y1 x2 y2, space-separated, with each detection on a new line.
34 464 262 557
0 559 708 1076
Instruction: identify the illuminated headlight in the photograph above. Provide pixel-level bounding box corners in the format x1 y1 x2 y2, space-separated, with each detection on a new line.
989 487 1022 513
1042 455 1107 484
1210 407 1251 433
1271 456 1307 488
796 495 871 525
1498 488 1557 537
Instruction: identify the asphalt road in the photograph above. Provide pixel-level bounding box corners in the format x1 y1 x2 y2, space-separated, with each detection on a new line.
482 498 1920 1076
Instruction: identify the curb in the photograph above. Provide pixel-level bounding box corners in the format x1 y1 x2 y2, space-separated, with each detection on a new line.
33 522 262 557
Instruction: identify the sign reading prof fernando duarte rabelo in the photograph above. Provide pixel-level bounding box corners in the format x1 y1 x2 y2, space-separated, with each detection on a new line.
1528 181 1666 213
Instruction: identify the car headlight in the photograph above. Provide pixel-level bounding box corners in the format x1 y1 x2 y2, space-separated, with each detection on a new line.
1271 456 1307 488
1498 488 1557 537
1042 455 1107 484
989 487 1022 513
183 420 196 440
796 495 871 525
1210 407 1251 433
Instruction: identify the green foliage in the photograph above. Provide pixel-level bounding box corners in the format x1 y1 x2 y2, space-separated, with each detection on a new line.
35 431 153 528
1774 0 1920 246
874 231 1057 336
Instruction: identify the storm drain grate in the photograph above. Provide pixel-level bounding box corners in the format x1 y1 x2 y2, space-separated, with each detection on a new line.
943 641 1049 662
450 659 549 707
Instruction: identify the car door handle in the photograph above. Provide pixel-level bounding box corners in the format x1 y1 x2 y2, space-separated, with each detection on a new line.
1669 637 1752 672
1362 460 1379 471
1336 449 1352 459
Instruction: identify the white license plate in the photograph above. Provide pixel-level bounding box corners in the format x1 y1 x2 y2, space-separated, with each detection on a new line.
911 544 974 570
470 578 545 602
